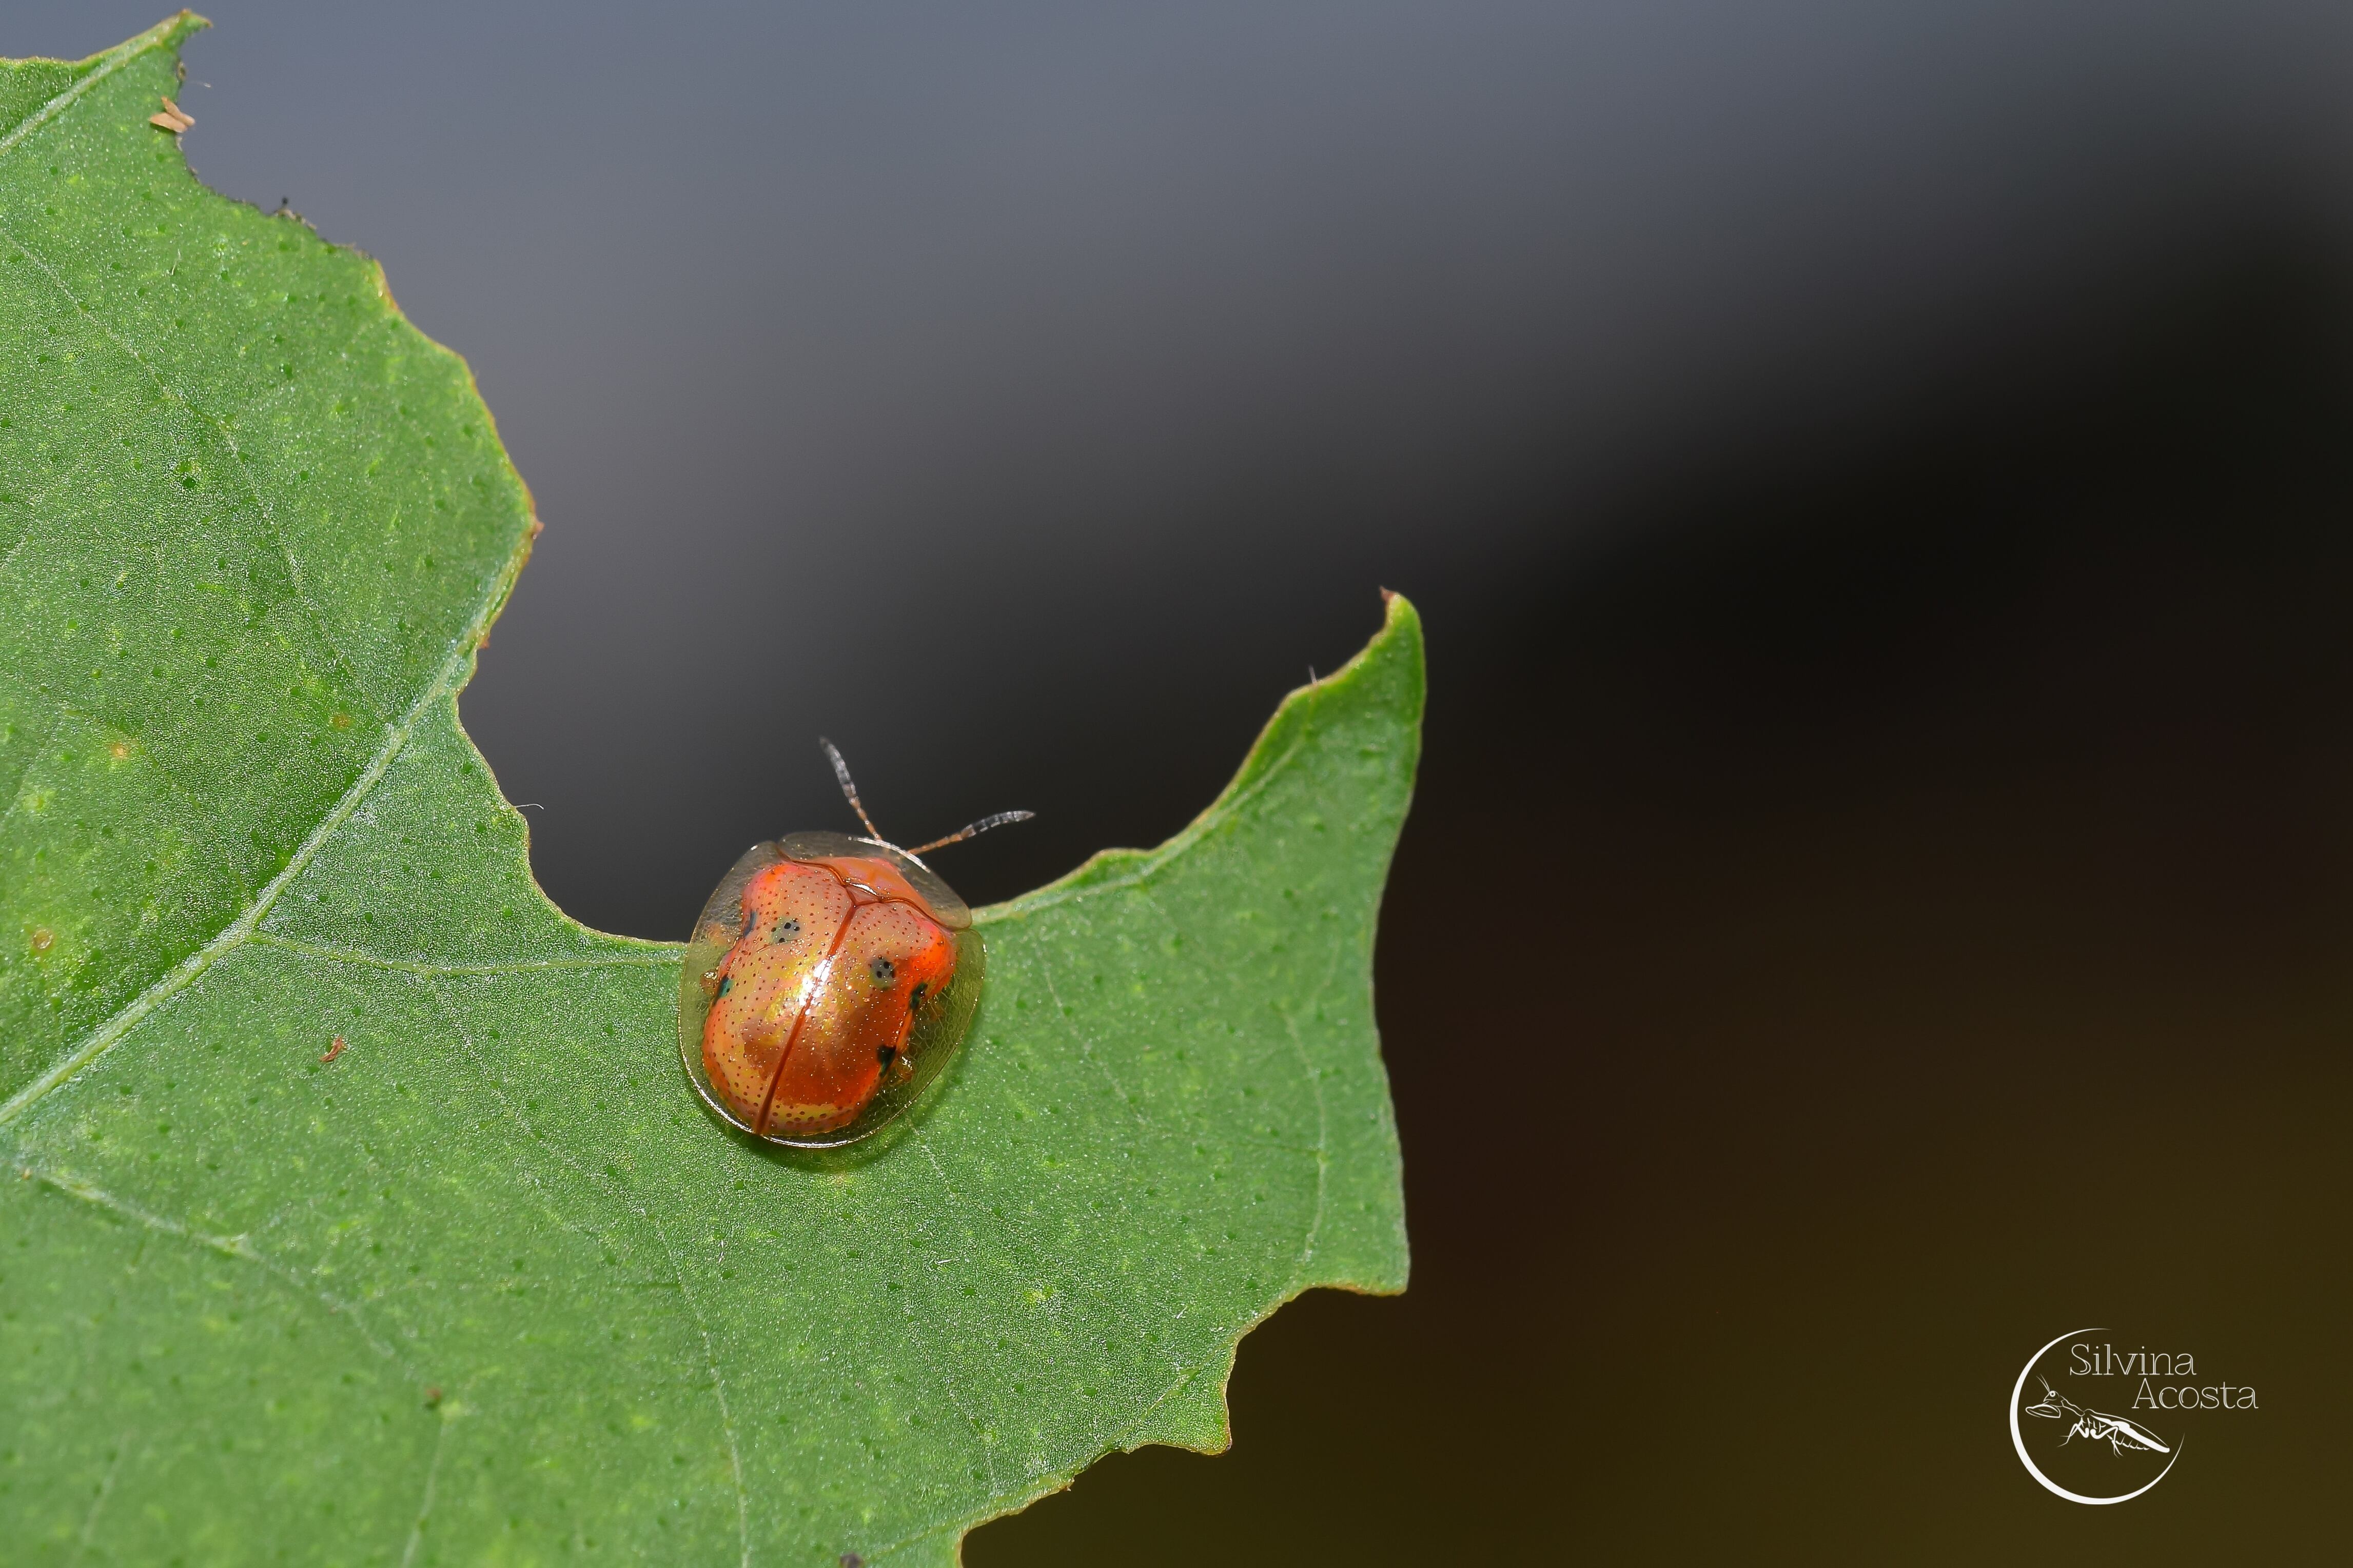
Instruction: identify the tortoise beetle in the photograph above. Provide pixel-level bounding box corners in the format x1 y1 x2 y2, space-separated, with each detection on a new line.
677 741 1030 1148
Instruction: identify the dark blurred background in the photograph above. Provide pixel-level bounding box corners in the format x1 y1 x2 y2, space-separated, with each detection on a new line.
19 2 2353 1559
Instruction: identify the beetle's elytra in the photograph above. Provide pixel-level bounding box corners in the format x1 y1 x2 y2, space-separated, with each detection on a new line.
676 744 1029 1148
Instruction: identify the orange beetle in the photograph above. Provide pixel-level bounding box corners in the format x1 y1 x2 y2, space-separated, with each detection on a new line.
677 742 1029 1147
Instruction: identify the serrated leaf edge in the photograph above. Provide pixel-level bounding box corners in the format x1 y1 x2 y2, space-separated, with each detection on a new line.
981 591 1422 926
3 24 1420 1557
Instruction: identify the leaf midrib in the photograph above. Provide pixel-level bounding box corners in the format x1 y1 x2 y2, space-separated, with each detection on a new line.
0 609 506 1130
0 10 539 1135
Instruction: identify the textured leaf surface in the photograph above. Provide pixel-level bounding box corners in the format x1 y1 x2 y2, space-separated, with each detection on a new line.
0 18 1419 1565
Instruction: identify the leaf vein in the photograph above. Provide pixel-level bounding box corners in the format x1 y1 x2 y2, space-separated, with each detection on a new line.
64 1426 133 1568
248 931 671 977
0 449 90 583
0 625 498 1133
645 1208 752 1568
0 18 179 163
0 217 366 703
1279 1007 1329 1291
19 1163 406 1365
397 1408 451 1568
1036 951 1145 1125
417 977 654 1259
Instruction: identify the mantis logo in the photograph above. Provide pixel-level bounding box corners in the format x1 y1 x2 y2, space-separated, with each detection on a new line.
2009 1327 2182 1504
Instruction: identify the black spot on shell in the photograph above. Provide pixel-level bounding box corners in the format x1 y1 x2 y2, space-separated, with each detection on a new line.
776 918 800 942
869 957 894 986
876 1045 897 1070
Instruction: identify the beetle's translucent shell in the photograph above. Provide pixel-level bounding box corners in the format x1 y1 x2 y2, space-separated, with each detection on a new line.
677 831 984 1148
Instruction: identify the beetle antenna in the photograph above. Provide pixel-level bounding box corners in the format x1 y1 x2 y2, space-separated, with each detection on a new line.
818 738 889 843
908 809 1035 857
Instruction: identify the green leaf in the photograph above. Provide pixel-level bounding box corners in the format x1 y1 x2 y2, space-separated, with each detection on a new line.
0 16 1419 1564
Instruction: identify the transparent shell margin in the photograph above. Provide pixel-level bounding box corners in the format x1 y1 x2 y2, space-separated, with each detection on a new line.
677 833 985 1149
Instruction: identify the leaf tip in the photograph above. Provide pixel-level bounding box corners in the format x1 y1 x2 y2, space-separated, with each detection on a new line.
154 11 211 57
1146 1366 1236 1455
1372 585 1422 658
1308 586 1424 738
